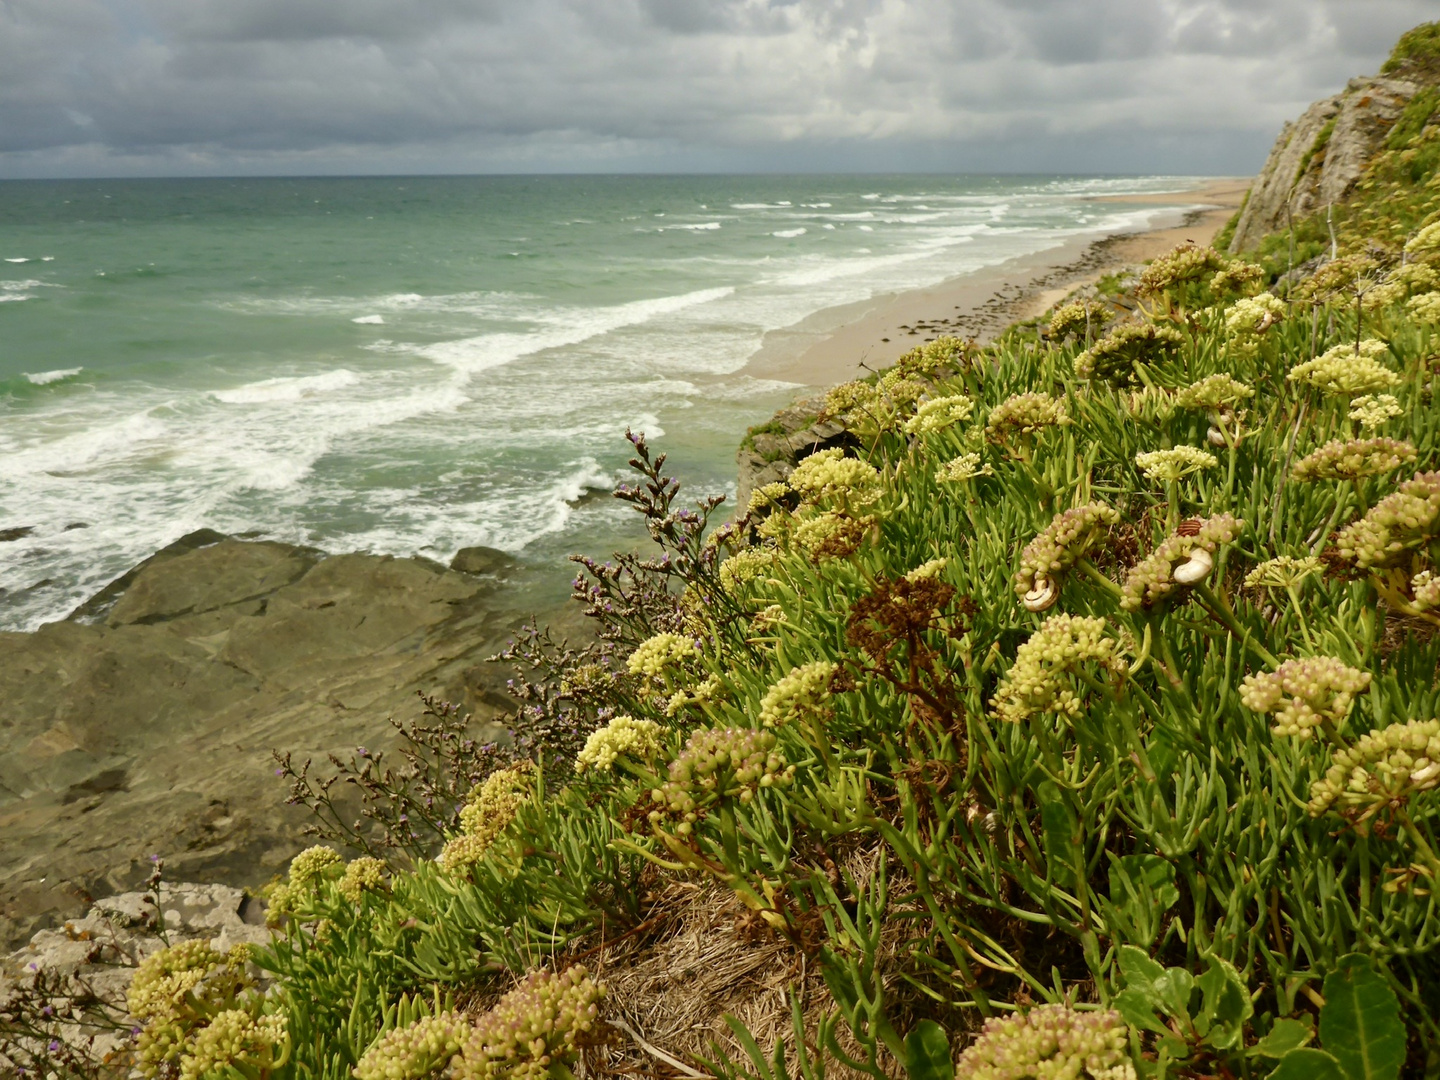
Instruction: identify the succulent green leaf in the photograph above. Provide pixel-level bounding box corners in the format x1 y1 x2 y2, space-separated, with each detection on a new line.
903 1020 955 1080
1268 1048 1348 1080
1319 955 1407 1080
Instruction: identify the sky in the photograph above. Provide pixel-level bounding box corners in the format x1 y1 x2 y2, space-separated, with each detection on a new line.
0 0 1435 178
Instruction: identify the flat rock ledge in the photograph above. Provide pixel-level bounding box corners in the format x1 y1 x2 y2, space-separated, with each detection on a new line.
0 530 549 951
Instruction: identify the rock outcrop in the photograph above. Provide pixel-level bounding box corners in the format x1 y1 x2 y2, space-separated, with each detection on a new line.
1 882 271 1066
0 531 563 950
1229 75 1418 252
734 397 855 515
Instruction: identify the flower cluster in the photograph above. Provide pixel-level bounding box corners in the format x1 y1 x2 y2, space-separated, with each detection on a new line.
1405 219 1440 257
1350 393 1404 429
1287 339 1400 396
179 1009 287 1080
354 1012 470 1080
649 727 794 832
627 632 700 678
1408 291 1440 323
128 940 252 1076
666 672 722 717
936 452 993 483
904 393 976 435
266 845 344 925
1173 374 1254 412
720 546 777 593
896 335 972 376
1075 322 1185 384
1223 292 1285 353
1048 299 1110 341
1014 503 1121 608
1334 471 1440 568
1137 242 1228 299
984 392 1070 448
576 714 663 773
991 614 1122 724
1134 446 1218 483
906 556 949 582
1363 262 1438 309
793 511 874 562
746 480 791 516
452 967 604 1080
824 379 876 419
788 448 883 508
1239 657 1372 738
758 660 835 727
1210 260 1265 297
339 857 390 904
1120 514 1243 611
1244 555 1322 590
954 1004 1133 1080
1412 570 1440 610
1290 437 1417 482
439 763 534 875
1308 719 1440 825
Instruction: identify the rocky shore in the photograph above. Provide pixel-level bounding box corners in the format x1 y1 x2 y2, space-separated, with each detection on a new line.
0 530 570 950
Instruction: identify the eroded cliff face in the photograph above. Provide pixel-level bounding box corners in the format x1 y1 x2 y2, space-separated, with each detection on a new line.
1228 75 1418 252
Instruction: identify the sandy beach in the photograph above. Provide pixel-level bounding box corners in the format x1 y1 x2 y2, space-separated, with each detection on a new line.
744 177 1250 389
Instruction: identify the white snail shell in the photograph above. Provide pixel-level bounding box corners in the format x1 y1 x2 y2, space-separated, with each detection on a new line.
1207 425 1228 447
1172 548 1214 585
1023 574 1060 612
1411 760 1440 786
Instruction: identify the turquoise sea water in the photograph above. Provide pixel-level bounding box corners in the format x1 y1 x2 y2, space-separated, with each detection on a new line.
0 174 1203 631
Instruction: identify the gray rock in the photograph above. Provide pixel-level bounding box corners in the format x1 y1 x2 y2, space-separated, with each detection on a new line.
452 544 521 578
1230 75 1418 252
0 533 550 950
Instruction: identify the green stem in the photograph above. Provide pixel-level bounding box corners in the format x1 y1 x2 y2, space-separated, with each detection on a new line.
1193 581 1280 669
1076 557 1123 599
1285 583 1316 649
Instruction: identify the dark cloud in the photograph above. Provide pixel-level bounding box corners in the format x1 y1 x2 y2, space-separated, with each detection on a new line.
0 0 1433 176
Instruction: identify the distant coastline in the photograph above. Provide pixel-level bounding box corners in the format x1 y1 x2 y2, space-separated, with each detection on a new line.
742 177 1249 390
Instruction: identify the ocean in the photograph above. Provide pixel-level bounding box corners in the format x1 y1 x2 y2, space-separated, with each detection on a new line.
0 174 1200 631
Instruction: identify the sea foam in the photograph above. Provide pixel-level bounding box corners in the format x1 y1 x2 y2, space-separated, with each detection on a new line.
25 367 83 385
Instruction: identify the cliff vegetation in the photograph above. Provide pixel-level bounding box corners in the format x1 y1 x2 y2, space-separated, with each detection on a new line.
9 21 1440 1080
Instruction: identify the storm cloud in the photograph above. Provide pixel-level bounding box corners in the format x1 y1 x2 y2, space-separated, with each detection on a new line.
0 0 1433 176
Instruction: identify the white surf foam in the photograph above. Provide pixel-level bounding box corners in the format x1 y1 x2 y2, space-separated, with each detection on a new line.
416 287 734 375
352 315 385 324
4 257 29 263
772 228 807 239
25 368 83 385
212 369 360 405
667 222 721 231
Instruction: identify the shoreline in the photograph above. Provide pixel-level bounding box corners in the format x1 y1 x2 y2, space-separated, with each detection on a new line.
742 177 1250 389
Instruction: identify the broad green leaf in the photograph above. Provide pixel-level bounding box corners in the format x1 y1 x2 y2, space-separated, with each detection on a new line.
1101 854 1181 947
1113 988 1172 1037
1250 1018 1314 1059
1117 945 1168 999
1319 955 1407 1080
1037 780 1079 888
1196 954 1252 1049
1268 1048 1348 1080
904 1020 955 1080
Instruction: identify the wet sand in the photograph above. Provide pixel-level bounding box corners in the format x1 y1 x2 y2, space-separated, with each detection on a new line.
743 178 1250 389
